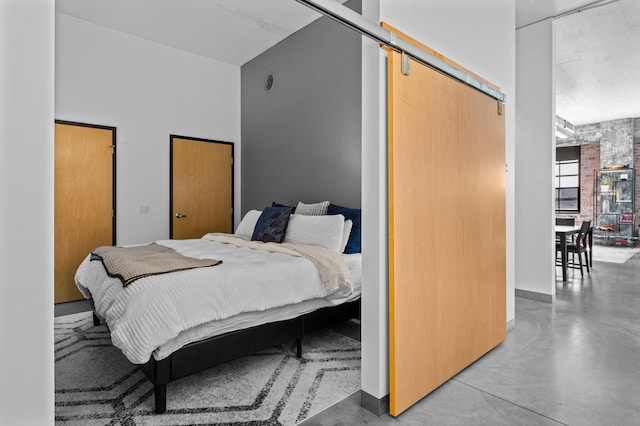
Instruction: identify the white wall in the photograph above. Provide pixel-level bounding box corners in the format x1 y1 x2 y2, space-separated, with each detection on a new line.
361 0 389 405
56 13 242 244
0 0 54 423
359 0 516 403
515 19 556 300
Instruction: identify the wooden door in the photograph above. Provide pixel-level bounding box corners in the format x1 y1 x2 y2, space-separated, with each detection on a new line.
388 50 506 415
55 121 115 304
171 136 233 239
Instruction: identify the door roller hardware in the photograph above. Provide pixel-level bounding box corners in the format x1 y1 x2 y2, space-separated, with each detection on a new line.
401 52 410 76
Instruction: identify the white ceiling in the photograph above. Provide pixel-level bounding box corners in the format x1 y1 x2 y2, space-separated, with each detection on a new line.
518 0 640 125
55 0 328 66
56 0 640 126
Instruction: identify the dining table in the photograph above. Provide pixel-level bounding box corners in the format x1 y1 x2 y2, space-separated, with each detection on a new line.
555 224 593 281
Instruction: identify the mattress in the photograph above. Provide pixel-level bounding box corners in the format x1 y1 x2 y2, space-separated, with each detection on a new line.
154 252 361 360
75 236 360 363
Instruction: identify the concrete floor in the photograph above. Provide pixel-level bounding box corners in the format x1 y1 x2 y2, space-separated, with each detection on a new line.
301 250 640 426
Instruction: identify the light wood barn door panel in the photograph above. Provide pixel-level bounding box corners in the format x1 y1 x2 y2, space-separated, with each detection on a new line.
55 122 114 304
171 137 233 239
388 50 506 416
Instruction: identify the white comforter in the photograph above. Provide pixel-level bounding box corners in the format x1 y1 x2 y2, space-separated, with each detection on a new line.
75 237 352 364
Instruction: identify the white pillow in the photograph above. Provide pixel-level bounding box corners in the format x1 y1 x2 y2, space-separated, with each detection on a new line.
295 200 330 216
284 214 345 252
234 210 262 237
341 219 353 253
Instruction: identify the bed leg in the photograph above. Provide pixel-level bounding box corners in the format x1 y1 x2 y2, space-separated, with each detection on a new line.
92 312 100 326
154 384 167 414
296 338 302 358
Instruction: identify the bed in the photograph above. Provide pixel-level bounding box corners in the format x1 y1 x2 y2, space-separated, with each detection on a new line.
74 203 362 413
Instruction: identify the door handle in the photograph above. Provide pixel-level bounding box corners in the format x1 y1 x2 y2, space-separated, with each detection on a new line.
175 213 187 218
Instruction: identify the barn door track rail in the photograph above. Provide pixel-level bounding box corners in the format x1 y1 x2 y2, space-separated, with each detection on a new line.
294 0 506 103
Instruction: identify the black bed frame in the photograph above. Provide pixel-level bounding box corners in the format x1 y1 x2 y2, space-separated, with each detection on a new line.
92 298 360 414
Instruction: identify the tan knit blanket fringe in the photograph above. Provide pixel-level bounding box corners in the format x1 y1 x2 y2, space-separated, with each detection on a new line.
91 243 222 286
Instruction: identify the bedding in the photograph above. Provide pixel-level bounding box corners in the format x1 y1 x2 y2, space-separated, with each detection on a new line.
327 203 361 254
90 243 222 286
340 219 353 252
75 234 354 364
203 233 350 293
234 209 262 237
283 213 346 252
295 200 330 215
271 201 296 212
251 206 293 242
154 252 361 360
236 210 351 253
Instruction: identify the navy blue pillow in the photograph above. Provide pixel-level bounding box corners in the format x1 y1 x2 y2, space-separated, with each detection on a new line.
327 203 361 254
251 206 293 243
271 201 296 213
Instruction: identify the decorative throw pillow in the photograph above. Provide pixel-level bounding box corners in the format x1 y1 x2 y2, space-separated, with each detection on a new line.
271 201 296 213
283 214 344 253
251 206 293 243
340 219 353 253
295 200 330 216
234 210 262 238
283 213 345 252
327 203 361 254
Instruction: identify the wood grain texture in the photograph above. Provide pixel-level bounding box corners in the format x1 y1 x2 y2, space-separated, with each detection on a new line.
172 138 232 239
55 123 114 303
388 50 506 416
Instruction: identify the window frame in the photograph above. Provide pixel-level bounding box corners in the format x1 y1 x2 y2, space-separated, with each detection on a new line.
555 146 581 213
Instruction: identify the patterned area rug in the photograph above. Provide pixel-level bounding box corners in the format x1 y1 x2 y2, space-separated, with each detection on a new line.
592 245 640 264
55 312 360 425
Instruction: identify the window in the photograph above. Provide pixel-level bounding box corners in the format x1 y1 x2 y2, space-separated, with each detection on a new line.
555 146 580 212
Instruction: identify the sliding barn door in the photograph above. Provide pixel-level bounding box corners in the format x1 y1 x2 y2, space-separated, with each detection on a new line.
388 50 506 415
171 136 233 239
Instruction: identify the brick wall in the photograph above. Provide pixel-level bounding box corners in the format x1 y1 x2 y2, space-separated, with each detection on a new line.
580 143 600 224
558 117 638 240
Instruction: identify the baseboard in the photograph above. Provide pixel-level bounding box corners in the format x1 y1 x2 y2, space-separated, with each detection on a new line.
515 289 554 303
507 318 515 332
360 390 389 416
54 299 92 317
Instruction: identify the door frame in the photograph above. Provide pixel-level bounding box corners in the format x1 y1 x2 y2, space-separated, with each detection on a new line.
169 134 234 238
55 119 117 245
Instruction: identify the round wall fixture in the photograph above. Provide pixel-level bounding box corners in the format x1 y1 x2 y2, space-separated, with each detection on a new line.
264 73 274 91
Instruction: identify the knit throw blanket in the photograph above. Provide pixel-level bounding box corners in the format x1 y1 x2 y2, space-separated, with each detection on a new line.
90 243 222 286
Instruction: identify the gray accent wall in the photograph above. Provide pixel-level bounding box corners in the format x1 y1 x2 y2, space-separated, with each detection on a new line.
241 0 362 214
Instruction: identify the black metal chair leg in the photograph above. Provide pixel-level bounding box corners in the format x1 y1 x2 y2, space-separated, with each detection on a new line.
584 252 590 273
577 252 584 276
